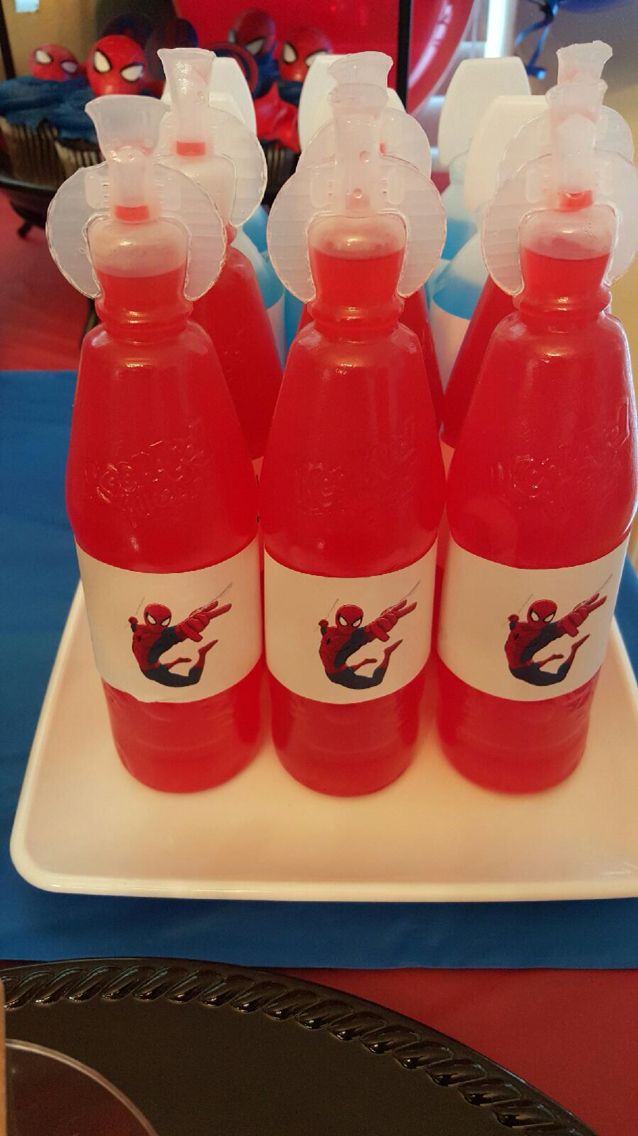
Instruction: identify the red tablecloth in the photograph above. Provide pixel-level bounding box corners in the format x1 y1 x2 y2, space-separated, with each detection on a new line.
291 969 638 1136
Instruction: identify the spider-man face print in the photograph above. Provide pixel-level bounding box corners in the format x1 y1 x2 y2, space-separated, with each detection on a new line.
29 44 80 81
143 603 172 628
87 35 147 96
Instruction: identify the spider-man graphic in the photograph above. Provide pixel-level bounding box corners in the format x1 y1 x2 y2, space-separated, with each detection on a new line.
86 35 147 96
29 44 80 81
505 592 607 687
319 598 416 690
129 599 231 688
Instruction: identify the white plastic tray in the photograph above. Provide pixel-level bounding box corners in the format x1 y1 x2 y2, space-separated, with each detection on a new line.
11 586 638 902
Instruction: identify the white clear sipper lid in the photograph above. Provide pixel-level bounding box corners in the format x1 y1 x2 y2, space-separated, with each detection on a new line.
267 53 445 302
437 56 530 168
46 94 226 300
499 42 634 185
159 48 267 226
482 45 638 295
464 95 546 215
297 51 432 177
297 51 407 148
161 53 256 132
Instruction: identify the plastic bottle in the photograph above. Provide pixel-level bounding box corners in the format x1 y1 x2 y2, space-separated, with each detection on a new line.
294 52 444 422
429 57 530 381
197 55 287 360
159 48 281 472
262 53 446 796
437 45 638 792
442 43 635 459
440 95 545 461
47 95 262 791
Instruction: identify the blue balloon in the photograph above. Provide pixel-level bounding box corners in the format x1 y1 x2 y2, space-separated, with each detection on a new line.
562 0 626 8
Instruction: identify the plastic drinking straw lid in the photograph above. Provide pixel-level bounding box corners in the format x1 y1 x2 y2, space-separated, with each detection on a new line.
159 48 267 226
297 51 433 177
46 95 226 300
499 41 634 184
298 51 403 150
267 53 445 302
437 56 530 168
161 50 257 133
464 95 546 215
481 48 638 296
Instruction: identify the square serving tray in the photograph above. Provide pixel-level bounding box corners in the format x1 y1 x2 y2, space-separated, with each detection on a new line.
11 587 638 902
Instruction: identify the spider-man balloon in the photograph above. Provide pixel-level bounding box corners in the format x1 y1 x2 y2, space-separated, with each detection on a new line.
86 34 147 97
29 44 80 82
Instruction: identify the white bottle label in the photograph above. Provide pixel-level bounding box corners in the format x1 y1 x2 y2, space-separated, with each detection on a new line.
438 539 628 701
265 546 437 704
77 538 262 704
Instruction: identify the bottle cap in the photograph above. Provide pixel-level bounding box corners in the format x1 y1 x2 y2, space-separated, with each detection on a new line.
297 51 432 177
159 48 267 226
499 42 634 185
464 95 546 214
46 94 225 300
437 56 530 168
267 53 445 301
161 51 257 133
297 50 404 150
482 48 638 295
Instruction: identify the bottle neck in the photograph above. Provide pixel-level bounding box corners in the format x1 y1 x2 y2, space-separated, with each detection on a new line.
307 213 406 339
514 205 613 328
95 266 192 341
89 216 192 341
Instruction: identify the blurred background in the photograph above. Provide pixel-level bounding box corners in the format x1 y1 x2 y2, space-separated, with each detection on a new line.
0 0 635 373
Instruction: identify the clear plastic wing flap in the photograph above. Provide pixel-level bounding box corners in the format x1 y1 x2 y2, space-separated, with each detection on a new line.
483 149 638 295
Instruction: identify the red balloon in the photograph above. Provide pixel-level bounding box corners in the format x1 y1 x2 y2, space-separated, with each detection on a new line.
175 0 475 109
29 43 80 82
86 35 147 97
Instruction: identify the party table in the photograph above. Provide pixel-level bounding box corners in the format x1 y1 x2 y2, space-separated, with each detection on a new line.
1 369 637 1134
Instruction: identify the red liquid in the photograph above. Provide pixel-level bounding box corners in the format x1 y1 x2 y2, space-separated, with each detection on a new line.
67 263 261 792
402 288 444 426
299 287 443 425
437 245 637 792
261 221 444 795
193 244 281 463
442 277 514 450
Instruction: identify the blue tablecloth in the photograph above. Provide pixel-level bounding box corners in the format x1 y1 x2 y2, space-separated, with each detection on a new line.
2 370 637 968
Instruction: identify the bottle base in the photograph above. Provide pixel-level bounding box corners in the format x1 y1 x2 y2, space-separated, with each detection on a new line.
439 732 585 794
103 664 262 793
114 736 258 794
436 658 596 793
269 671 423 797
275 744 415 797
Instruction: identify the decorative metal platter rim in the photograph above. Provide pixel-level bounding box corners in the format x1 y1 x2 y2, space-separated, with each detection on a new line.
1 958 594 1135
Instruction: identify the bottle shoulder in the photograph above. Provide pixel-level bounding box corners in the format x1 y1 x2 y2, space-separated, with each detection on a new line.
292 319 421 358
82 317 216 357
